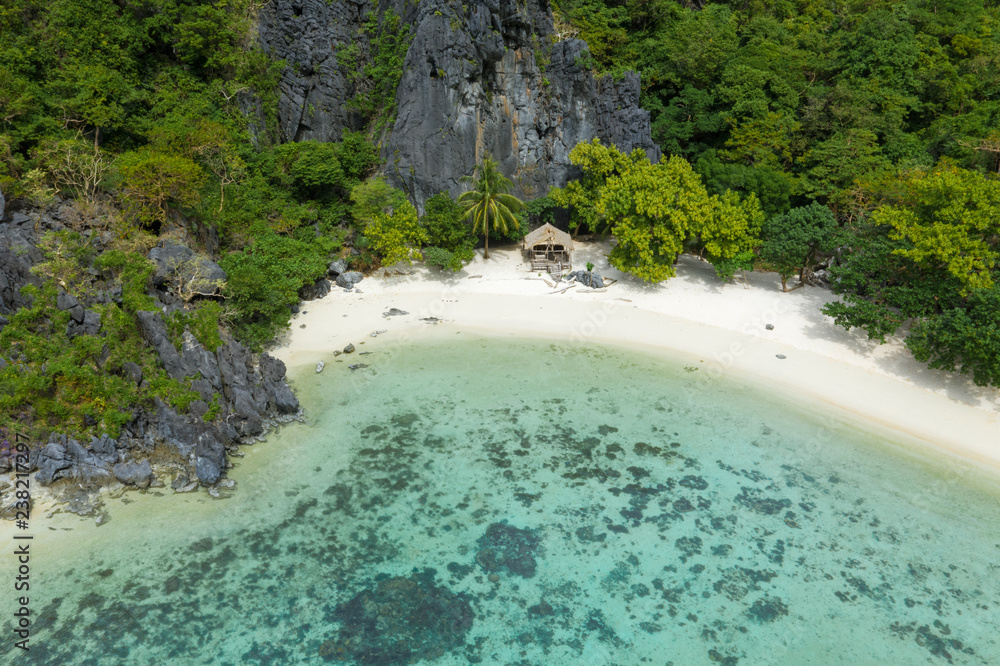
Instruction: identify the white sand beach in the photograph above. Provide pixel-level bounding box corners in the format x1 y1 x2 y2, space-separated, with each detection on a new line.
276 240 1000 471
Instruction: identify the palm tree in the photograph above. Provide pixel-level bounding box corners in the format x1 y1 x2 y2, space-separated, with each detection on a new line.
457 155 524 259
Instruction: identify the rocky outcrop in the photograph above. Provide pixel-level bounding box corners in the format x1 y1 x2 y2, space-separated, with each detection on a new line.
113 459 153 488
3 207 301 498
257 0 659 210
566 269 604 289
256 0 371 143
33 434 119 486
148 239 227 298
21 305 300 491
0 212 46 316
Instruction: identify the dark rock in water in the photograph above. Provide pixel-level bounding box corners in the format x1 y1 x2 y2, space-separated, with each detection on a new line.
528 600 554 616
148 240 227 296
575 525 607 543
59 485 98 516
348 363 368 371
113 460 153 488
343 343 355 354
383 308 409 318
747 596 788 622
335 271 363 289
775 354 787 360
765 323 774 330
319 570 473 664
476 521 542 578
735 487 792 515
260 353 299 413
327 259 347 277
195 456 221 486
673 497 695 513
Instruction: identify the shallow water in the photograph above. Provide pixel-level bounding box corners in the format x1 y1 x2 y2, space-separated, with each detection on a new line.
4 335 1000 665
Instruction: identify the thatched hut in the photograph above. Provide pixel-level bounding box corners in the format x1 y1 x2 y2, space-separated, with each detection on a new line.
523 223 572 273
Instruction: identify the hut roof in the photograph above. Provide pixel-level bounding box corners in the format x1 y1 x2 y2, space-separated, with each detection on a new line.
522 223 573 250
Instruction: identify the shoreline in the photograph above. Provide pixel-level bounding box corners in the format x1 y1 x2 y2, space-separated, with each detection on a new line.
274 240 1000 472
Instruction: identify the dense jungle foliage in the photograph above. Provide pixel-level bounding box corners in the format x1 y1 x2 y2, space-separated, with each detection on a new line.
555 0 1000 386
0 0 430 441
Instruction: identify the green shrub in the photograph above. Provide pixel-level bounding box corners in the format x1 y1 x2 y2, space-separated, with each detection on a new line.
422 191 475 253
165 301 224 352
423 245 474 271
220 227 337 350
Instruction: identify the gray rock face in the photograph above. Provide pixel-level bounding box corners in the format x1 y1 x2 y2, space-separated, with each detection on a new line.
148 239 227 298
194 428 226 485
0 213 45 315
113 459 153 488
0 184 5 220
256 0 659 211
328 259 348 276
34 441 74 485
122 361 143 385
34 435 118 487
260 353 300 413
137 311 186 381
257 0 368 143
335 271 363 289
66 309 101 338
299 277 331 301
6 211 299 496
567 270 604 289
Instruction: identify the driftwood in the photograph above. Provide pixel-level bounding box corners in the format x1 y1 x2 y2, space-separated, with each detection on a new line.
547 283 577 295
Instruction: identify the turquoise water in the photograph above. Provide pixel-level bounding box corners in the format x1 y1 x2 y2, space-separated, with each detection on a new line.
4 335 1000 665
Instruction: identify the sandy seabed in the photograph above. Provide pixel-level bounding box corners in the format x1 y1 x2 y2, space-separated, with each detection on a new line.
276 239 1000 472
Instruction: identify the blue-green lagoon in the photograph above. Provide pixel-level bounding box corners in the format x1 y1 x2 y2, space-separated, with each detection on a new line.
5 335 1000 665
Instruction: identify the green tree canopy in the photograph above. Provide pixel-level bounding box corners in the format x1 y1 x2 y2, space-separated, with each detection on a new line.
600 153 715 282
699 190 764 282
878 162 1000 294
760 202 836 291
905 286 1000 387
115 149 206 229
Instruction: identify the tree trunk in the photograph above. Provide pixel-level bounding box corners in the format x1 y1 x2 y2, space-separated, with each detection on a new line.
484 221 490 259
781 276 788 292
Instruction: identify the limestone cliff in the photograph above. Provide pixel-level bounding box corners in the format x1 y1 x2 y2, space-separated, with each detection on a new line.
257 0 659 209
